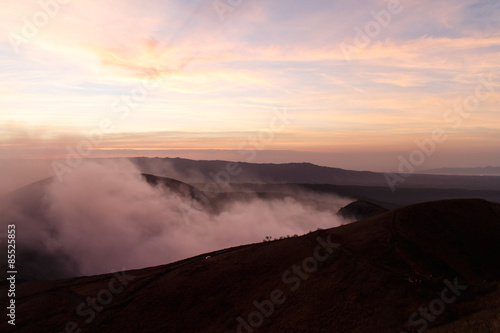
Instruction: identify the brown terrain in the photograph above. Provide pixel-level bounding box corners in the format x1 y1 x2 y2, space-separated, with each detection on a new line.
1 198 499 332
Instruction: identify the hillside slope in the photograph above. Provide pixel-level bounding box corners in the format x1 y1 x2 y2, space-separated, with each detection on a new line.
1 199 499 332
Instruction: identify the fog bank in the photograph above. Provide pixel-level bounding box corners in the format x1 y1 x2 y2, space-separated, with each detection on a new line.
1 159 352 278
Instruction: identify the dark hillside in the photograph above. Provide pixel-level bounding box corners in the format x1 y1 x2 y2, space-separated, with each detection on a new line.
2 199 499 332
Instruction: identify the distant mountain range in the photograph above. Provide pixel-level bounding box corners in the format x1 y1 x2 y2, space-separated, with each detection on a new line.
422 166 500 176
130 157 500 191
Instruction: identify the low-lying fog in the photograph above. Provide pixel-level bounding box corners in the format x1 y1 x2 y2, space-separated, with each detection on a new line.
1 159 353 279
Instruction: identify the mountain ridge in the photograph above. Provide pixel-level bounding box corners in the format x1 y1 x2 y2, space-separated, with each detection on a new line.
130 156 500 190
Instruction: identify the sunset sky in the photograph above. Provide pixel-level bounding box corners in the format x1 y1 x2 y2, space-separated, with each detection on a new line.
1 0 499 172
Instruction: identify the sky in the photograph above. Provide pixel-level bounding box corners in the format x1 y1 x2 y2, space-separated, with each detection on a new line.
1 0 500 173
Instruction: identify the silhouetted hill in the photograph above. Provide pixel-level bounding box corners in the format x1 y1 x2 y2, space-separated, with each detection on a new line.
141 173 209 206
337 199 388 220
2 199 499 332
